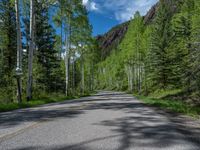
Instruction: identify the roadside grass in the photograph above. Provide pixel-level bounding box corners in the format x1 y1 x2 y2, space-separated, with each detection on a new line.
148 89 182 99
0 93 91 113
136 95 200 118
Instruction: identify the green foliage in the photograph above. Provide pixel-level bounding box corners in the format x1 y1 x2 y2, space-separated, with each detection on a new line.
0 0 95 106
1 0 200 113
169 0 194 91
94 0 200 106
0 0 17 102
95 12 150 92
189 1 200 92
147 1 174 89
34 1 64 94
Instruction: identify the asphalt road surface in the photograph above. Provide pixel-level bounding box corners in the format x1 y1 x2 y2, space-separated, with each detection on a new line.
0 91 200 150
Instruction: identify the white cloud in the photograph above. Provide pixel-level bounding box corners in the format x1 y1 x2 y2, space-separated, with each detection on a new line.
90 2 98 10
82 0 98 11
82 0 88 5
89 0 158 22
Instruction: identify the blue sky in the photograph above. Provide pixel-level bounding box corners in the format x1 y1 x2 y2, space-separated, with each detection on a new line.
83 0 158 36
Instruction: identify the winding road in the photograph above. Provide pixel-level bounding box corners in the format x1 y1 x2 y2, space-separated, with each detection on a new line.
0 91 200 150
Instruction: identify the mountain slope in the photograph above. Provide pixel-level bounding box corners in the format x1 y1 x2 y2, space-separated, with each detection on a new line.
96 21 129 60
96 0 181 61
96 3 158 60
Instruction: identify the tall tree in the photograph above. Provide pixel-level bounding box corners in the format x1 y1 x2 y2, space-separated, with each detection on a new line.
34 0 61 94
190 0 200 93
170 0 194 91
146 0 173 90
27 0 35 101
0 0 17 102
15 0 23 103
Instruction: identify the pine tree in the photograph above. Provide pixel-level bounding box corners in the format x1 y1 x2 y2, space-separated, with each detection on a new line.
170 0 194 91
190 0 200 94
147 0 174 90
34 0 62 94
0 0 17 102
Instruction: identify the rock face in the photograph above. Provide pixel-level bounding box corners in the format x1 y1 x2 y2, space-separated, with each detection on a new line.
144 3 159 24
96 21 129 60
144 0 180 24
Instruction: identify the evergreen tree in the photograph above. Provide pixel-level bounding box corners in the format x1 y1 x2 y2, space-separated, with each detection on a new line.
190 0 200 93
147 0 174 90
0 0 17 102
34 0 62 94
170 0 194 91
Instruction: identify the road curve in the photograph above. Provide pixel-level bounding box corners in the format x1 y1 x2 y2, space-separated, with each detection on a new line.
0 91 200 150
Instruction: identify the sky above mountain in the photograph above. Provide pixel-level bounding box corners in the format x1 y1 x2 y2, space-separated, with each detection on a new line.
83 0 158 35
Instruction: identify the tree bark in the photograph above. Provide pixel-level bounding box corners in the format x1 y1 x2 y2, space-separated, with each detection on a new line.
15 0 23 103
72 54 75 94
65 18 71 96
81 55 85 94
65 51 69 96
27 0 35 101
91 62 94 91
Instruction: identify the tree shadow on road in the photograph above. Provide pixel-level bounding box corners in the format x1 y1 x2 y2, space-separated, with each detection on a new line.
0 92 131 129
0 108 84 129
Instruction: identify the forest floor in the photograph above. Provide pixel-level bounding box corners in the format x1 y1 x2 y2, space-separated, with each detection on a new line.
0 91 200 150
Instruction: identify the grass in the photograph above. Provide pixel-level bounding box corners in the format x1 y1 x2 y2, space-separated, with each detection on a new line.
149 89 182 99
0 93 91 113
136 95 200 118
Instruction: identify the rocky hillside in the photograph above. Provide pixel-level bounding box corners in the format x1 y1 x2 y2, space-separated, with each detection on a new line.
96 4 158 60
96 21 129 60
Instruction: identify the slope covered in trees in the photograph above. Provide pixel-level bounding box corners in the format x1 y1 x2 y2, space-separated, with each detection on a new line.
94 0 200 106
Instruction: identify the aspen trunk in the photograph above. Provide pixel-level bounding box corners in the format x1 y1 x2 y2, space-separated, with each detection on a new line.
27 0 35 101
65 29 69 96
15 0 23 103
60 0 63 60
91 62 94 91
65 13 71 96
65 51 69 96
129 65 133 92
72 53 75 94
81 55 85 94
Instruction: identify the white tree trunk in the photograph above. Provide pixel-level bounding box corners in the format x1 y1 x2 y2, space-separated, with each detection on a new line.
91 62 94 91
81 55 85 94
65 50 69 96
65 27 69 96
65 19 71 96
15 0 23 103
72 53 75 94
129 65 133 92
27 0 35 101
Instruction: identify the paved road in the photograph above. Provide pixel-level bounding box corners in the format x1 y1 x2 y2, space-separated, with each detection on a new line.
0 91 200 150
